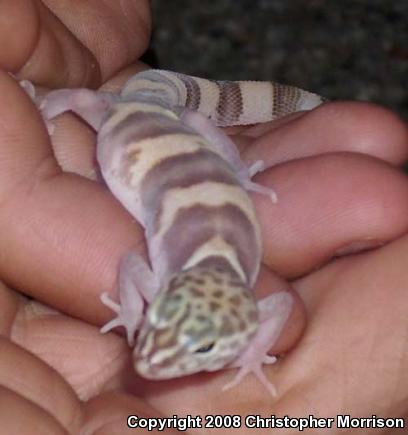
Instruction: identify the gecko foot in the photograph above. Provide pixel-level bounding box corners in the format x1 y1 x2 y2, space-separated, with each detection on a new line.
17 79 56 134
222 355 278 396
222 291 293 396
100 292 143 346
100 251 159 346
238 160 278 203
19 79 36 100
179 108 278 203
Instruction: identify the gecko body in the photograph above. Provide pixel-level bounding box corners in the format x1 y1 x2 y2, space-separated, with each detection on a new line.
38 69 324 393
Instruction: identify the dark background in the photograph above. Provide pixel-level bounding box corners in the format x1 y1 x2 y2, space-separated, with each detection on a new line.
148 0 408 120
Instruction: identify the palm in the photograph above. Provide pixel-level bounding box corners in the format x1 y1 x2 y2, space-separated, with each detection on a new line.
5 221 408 431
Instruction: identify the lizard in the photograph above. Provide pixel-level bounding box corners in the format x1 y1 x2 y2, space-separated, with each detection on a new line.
33 69 324 395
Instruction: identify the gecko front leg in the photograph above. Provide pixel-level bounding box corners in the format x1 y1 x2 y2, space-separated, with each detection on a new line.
223 291 293 396
100 251 160 345
39 88 118 131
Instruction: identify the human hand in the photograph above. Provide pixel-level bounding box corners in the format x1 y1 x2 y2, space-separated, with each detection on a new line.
2 0 408 433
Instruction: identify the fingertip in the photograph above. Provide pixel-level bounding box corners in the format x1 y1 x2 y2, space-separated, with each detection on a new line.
255 152 408 277
312 101 408 164
273 289 306 355
255 267 306 355
0 70 51 160
0 0 40 72
244 100 408 167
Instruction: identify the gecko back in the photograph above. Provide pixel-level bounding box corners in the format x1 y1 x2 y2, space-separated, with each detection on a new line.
96 70 268 377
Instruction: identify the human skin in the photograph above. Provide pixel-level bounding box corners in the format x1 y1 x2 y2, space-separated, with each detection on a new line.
1 0 408 433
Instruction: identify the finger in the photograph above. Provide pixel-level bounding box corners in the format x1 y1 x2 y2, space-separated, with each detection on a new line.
2 301 168 434
0 291 180 434
39 0 151 83
254 266 306 356
0 388 68 435
1 0 150 87
0 71 143 325
84 393 183 434
274 233 408 416
11 297 130 400
2 0 100 87
0 338 81 433
0 281 19 333
253 152 408 277
0 72 51 194
240 101 408 167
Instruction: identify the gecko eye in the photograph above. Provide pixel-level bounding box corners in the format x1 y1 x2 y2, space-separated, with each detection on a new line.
194 342 215 353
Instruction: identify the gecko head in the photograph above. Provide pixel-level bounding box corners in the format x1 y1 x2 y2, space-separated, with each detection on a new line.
133 264 259 379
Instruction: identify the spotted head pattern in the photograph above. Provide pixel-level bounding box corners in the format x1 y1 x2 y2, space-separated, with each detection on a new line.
134 264 259 379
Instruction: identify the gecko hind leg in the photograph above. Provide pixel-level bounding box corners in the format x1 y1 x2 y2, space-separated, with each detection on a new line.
223 291 293 396
179 108 277 203
100 251 159 346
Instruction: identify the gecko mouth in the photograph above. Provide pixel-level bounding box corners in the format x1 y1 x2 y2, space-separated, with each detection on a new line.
133 352 170 379
133 356 161 379
134 357 186 380
134 348 216 380
133 345 189 379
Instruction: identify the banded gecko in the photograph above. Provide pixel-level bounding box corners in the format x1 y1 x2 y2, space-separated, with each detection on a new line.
34 69 324 395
